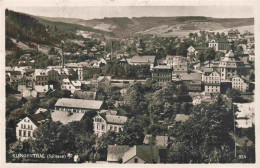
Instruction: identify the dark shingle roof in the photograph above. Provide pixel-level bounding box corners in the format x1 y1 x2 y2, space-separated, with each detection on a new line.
122 145 160 163
107 145 131 162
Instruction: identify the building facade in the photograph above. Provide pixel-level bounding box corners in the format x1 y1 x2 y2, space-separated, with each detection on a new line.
232 76 249 92
16 112 48 141
218 50 248 81
35 69 48 85
152 65 172 83
61 78 82 93
204 71 221 93
209 39 231 51
93 113 127 137
166 55 187 73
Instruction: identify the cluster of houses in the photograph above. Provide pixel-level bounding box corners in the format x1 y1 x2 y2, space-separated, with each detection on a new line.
7 28 255 163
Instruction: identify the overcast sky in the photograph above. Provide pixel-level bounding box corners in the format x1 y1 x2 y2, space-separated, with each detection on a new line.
7 6 254 20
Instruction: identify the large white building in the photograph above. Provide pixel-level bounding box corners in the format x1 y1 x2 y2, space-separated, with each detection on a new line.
165 55 187 73
219 50 249 81
232 76 249 92
204 71 221 94
93 113 128 137
61 78 82 93
16 111 48 141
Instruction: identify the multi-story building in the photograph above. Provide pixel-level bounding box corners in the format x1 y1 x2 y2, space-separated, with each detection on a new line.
218 50 249 81
47 68 69 82
187 46 196 56
54 98 104 113
35 69 48 85
152 65 172 83
166 55 187 73
204 71 221 94
181 73 202 92
61 78 82 93
232 76 249 92
208 39 231 52
16 111 48 141
93 113 128 137
187 46 207 57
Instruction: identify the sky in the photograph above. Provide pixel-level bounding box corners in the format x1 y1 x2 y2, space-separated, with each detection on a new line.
7 6 254 20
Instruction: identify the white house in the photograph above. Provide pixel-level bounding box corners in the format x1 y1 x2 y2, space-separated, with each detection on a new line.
93 113 128 137
98 58 107 66
165 55 187 73
232 76 249 92
204 71 221 94
61 78 82 93
187 46 196 56
16 112 48 141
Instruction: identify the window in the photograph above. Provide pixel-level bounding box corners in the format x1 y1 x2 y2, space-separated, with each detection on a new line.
134 158 138 163
110 126 113 130
19 130 22 136
102 124 105 130
28 125 30 129
97 124 100 130
21 124 23 129
23 130 26 137
114 127 118 132
28 131 31 137
24 119 26 122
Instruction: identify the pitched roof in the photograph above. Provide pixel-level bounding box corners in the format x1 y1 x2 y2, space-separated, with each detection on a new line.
234 102 254 119
119 58 128 62
34 85 53 93
236 136 253 147
153 65 172 70
35 108 48 114
230 133 254 147
143 135 168 147
174 114 190 123
107 145 131 162
130 55 156 63
97 76 111 82
35 69 47 76
104 115 128 125
27 111 49 126
122 145 159 163
194 46 207 50
99 110 118 115
71 80 82 87
181 73 201 81
73 91 96 100
210 38 229 43
51 110 85 124
62 78 70 83
55 98 103 110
